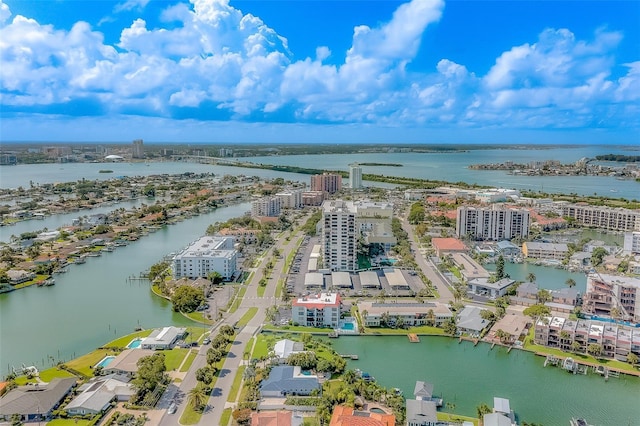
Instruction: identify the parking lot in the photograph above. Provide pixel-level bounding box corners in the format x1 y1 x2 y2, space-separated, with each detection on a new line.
285 236 426 298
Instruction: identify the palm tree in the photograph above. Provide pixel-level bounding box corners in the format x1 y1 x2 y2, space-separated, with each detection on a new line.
526 272 536 283
570 341 582 353
565 278 576 288
476 403 492 424
627 352 638 366
187 384 208 411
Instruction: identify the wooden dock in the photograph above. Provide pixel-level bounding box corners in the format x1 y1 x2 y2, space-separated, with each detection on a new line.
408 333 420 343
536 352 640 378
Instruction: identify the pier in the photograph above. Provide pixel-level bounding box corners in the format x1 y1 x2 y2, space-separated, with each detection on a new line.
538 352 639 378
408 333 420 343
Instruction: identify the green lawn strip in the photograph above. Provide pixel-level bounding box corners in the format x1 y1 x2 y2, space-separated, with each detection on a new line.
245 271 255 285
275 277 284 298
183 311 213 325
363 326 445 335
523 340 635 373
220 408 232 426
179 351 198 372
437 412 478 425
257 282 266 297
302 418 321 426
64 349 115 377
14 368 76 385
262 324 333 334
14 274 50 289
252 335 271 359
226 365 246 403
180 404 202 425
104 330 153 348
229 286 247 313
237 307 259 328
164 348 189 371
47 419 93 426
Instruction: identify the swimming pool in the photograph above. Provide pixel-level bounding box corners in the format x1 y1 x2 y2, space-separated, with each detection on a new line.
95 356 115 369
127 338 142 349
341 322 355 330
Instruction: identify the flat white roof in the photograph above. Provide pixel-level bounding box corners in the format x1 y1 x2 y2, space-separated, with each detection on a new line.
384 268 408 288
304 272 324 287
332 271 352 287
359 271 380 288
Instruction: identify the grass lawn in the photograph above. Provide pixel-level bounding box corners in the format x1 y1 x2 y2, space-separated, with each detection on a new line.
14 274 50 289
220 408 232 426
164 348 189 371
437 412 478 425
47 419 93 426
180 351 198 373
257 282 267 297
226 365 246 403
180 404 202 425
302 418 321 426
184 311 213 324
229 286 246 313
275 277 284 298
14 367 76 385
104 330 153 348
237 307 258 327
252 335 271 359
64 349 116 377
363 326 445 336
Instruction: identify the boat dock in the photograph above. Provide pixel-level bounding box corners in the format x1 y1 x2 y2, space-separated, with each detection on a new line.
339 354 359 360
538 353 639 378
408 333 420 343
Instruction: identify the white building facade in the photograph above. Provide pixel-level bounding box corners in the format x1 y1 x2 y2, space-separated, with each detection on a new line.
291 293 342 328
172 236 237 279
251 196 282 217
276 189 304 209
456 205 530 241
623 231 640 255
349 163 362 190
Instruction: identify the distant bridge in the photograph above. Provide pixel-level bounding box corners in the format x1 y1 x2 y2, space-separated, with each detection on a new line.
170 154 244 166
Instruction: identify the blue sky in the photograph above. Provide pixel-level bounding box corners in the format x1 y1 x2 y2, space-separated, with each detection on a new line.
1 0 639 144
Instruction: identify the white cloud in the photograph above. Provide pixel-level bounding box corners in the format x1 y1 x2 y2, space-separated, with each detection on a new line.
0 0 638 133
114 0 151 13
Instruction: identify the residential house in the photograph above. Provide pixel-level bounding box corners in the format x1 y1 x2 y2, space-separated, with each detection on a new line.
467 277 515 299
358 301 453 327
65 374 134 416
103 349 155 378
0 377 77 423
251 410 303 426
330 405 395 426
272 339 304 363
140 326 186 350
406 399 438 426
431 238 467 257
6 269 35 284
259 366 320 398
456 306 491 336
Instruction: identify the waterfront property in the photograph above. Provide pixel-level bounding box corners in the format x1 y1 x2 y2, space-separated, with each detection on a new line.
273 339 304 363
522 241 569 261
560 204 640 232
431 237 467 257
456 205 530 241
456 306 491 337
513 282 579 313
103 349 155 378
358 301 452 327
330 405 395 426
467 277 515 299
140 326 187 350
291 293 342 328
171 235 237 280
582 273 640 323
65 374 134 416
534 316 640 361
0 377 77 423
259 366 320 397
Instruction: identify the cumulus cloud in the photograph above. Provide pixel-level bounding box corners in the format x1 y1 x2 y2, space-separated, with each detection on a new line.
0 0 638 132
114 0 151 13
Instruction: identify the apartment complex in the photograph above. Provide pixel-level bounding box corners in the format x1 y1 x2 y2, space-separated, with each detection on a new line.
321 200 396 271
311 173 342 194
358 301 453 327
291 293 342 328
456 205 530 241
560 204 640 232
535 316 640 361
301 191 326 206
522 242 569 260
132 139 144 159
275 189 304 209
349 163 363 190
623 231 640 255
582 274 640 322
172 236 237 280
251 196 282 217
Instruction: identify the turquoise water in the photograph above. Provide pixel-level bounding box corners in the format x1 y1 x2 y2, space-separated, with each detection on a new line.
127 338 142 349
342 323 355 331
95 356 115 369
327 335 640 425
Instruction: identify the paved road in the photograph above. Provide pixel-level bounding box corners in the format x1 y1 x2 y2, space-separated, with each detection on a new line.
157 218 308 425
400 215 454 302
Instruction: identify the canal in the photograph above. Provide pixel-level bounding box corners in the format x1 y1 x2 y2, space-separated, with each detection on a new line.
0 201 253 374
328 335 640 425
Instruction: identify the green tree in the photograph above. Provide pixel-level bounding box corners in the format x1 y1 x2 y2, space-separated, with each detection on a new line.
590 247 608 266
627 352 638 366
476 403 492 421
523 304 551 322
565 278 576 288
570 341 582 353
195 365 215 386
171 285 205 313
133 353 167 396
207 271 223 285
187 383 209 411
536 289 552 304
587 343 602 358
495 255 505 280
207 348 223 365
442 317 457 336
526 272 536 283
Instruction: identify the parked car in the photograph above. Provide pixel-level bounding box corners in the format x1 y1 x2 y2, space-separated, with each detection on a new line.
203 338 211 345
168 402 177 414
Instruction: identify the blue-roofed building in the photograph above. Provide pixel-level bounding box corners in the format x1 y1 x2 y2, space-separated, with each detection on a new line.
259 366 320 398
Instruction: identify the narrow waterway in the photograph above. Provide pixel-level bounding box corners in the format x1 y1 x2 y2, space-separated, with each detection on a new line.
327 335 640 425
0 201 252 374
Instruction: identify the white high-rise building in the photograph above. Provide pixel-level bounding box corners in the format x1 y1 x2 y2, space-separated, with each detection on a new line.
321 200 396 271
623 231 640 255
172 236 237 280
252 197 282 217
276 189 304 209
132 139 144 159
349 163 362 190
456 205 530 241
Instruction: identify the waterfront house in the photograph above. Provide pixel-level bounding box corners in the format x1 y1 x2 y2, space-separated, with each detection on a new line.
259 366 320 398
489 314 530 344
358 301 453 327
65 374 134 416
0 377 77 423
103 349 155 378
431 237 467 257
251 410 303 426
330 405 395 426
6 269 35 284
456 306 491 336
467 277 515 299
272 339 304 363
405 399 437 426
413 381 433 400
140 326 186 350
483 413 512 426
522 242 569 260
